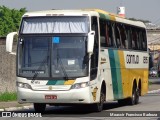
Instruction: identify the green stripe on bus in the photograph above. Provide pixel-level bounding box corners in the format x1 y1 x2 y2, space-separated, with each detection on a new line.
108 49 123 100
46 80 57 85
99 13 110 20
56 80 65 85
114 51 123 99
108 49 119 99
46 80 64 85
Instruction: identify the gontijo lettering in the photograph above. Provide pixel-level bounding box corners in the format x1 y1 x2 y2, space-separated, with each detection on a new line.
126 54 139 64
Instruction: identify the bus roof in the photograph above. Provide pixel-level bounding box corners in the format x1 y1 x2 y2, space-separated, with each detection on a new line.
86 9 146 28
23 9 146 28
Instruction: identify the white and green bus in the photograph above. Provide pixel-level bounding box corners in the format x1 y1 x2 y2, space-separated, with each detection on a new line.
6 9 149 112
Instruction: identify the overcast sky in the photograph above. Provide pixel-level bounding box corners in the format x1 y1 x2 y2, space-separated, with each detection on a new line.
0 0 160 25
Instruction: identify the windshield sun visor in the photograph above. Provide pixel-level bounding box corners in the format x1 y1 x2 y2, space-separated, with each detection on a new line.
21 16 89 34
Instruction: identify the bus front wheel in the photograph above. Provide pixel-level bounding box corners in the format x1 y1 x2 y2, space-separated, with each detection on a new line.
92 90 105 112
34 103 46 113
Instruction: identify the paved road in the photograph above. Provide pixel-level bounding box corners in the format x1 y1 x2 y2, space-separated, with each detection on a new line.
12 92 159 118
149 77 160 84
1 96 160 120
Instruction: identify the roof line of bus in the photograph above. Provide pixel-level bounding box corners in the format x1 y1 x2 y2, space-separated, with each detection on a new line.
23 9 146 28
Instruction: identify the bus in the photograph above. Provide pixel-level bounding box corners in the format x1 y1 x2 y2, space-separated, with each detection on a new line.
6 9 149 112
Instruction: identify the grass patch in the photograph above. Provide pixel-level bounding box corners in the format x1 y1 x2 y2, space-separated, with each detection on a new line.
148 81 152 86
0 92 17 102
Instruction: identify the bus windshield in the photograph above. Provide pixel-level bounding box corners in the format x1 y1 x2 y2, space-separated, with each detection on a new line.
18 36 89 79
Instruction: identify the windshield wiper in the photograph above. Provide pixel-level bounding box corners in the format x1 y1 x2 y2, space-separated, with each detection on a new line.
83 54 90 64
31 52 49 81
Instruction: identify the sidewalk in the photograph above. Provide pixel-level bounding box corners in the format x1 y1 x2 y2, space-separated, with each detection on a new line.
0 84 159 111
0 102 32 111
148 83 160 91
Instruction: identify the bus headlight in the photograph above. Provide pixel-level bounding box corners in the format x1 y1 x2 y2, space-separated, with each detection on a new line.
71 82 89 89
16 82 32 89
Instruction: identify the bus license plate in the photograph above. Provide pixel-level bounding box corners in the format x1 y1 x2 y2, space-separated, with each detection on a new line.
45 95 57 100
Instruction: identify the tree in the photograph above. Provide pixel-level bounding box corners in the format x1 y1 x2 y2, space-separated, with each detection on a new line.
128 18 150 24
0 6 27 37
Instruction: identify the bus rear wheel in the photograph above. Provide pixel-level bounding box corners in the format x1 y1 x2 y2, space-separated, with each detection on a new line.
34 103 46 113
135 88 140 104
127 84 139 105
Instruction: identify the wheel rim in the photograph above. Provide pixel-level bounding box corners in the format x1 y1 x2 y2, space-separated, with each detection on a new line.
135 88 139 104
132 87 136 104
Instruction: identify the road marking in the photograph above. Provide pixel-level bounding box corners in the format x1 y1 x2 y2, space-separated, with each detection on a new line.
148 89 160 94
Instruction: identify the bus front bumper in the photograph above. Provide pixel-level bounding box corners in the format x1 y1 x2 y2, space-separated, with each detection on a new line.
17 87 92 104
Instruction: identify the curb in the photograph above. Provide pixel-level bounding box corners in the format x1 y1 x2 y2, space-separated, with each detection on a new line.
147 89 160 94
0 105 33 111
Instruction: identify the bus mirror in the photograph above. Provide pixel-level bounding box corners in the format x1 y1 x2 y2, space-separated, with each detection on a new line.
87 31 95 54
6 32 18 55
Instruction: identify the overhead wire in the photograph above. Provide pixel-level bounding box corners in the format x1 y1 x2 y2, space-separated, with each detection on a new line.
148 36 160 44
153 17 160 24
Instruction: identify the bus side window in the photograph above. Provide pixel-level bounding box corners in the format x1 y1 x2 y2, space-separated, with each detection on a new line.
138 30 143 50
107 21 114 47
136 30 140 50
119 24 127 49
132 28 138 50
125 26 129 49
142 29 147 51
105 23 109 47
100 19 108 47
128 27 132 49
114 24 122 48
112 23 117 48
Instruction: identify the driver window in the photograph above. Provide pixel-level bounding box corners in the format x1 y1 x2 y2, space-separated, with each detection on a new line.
91 16 99 80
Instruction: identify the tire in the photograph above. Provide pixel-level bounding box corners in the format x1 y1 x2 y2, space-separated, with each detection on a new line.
118 99 127 105
135 88 140 104
127 84 139 105
34 103 46 113
92 90 105 112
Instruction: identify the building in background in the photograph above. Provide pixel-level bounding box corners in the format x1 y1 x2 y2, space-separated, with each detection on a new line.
147 29 160 76
117 6 125 18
